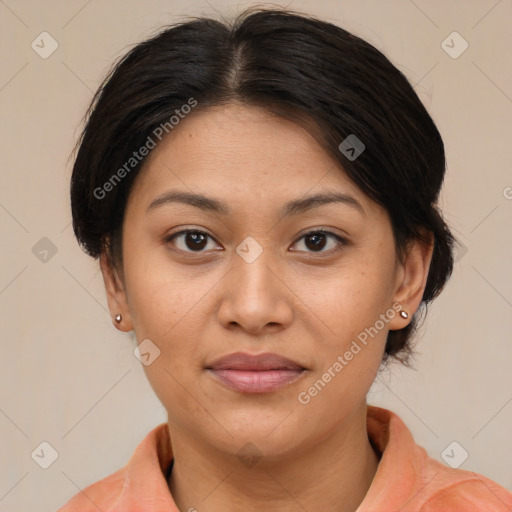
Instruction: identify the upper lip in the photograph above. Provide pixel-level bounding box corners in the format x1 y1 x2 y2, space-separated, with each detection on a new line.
207 352 305 371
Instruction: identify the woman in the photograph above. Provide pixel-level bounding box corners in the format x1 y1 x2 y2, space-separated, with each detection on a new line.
58 7 512 511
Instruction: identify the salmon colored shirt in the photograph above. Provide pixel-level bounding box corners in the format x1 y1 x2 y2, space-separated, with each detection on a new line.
57 405 512 511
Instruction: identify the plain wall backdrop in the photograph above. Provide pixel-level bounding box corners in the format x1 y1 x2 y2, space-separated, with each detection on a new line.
0 0 511 510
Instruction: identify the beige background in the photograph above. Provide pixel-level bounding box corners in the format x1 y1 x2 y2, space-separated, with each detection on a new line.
0 0 511 510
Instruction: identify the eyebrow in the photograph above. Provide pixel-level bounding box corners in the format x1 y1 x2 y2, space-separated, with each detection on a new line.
147 189 366 217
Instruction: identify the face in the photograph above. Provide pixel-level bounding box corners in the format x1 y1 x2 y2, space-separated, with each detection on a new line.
101 102 432 460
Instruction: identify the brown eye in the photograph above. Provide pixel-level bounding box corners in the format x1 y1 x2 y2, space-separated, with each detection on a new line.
166 230 216 252
292 230 346 254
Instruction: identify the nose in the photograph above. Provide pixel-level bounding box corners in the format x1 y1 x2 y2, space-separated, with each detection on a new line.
216 246 294 335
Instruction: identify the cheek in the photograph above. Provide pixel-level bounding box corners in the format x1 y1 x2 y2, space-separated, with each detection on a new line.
125 258 208 417
123 226 395 407
299 255 395 393
294 273 391 424
122 239 195 336
122 244 214 392
304 258 395 341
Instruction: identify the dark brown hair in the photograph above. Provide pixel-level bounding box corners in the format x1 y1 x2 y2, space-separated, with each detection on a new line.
70 7 456 363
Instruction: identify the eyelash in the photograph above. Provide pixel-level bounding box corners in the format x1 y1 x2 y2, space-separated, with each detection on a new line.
164 228 347 256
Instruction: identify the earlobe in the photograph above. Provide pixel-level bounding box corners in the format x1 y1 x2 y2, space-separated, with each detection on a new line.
99 252 134 332
389 231 434 330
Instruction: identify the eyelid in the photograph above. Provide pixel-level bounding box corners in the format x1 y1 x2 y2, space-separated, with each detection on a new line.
294 226 348 242
163 226 350 255
164 227 349 257
164 227 221 249
165 225 347 241
290 228 348 254
164 226 348 256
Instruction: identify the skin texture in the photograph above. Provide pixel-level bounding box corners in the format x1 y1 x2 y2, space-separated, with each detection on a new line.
100 102 434 512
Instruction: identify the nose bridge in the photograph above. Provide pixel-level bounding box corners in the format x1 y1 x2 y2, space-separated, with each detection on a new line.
217 237 293 332
231 236 278 296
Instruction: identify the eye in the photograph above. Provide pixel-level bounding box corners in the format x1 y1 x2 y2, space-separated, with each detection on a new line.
165 229 219 253
164 228 347 255
291 229 347 255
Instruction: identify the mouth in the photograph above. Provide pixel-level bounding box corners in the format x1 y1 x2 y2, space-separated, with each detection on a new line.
205 352 307 393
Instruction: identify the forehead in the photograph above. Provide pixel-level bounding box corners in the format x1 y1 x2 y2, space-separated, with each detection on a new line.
126 102 376 218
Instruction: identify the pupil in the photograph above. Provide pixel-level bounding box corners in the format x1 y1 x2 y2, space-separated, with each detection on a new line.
187 232 207 250
306 233 326 251
184 232 328 252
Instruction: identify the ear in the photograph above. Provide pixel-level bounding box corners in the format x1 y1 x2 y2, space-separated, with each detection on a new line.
388 229 435 330
99 251 134 332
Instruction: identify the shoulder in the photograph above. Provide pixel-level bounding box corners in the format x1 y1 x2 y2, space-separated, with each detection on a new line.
418 461 512 511
56 422 173 512
56 466 127 512
404 430 512 510
364 406 512 511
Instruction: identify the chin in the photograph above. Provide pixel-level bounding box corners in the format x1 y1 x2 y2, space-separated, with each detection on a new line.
210 410 306 455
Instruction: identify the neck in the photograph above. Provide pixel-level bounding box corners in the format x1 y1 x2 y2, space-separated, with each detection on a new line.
167 402 380 512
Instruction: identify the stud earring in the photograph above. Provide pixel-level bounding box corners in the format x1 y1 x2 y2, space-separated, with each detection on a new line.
115 314 122 323
399 310 409 319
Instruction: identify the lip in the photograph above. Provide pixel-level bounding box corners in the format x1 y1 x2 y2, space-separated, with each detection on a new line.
206 352 307 393
208 352 305 371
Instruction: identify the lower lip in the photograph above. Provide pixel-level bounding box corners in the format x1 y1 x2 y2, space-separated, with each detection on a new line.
208 369 305 393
